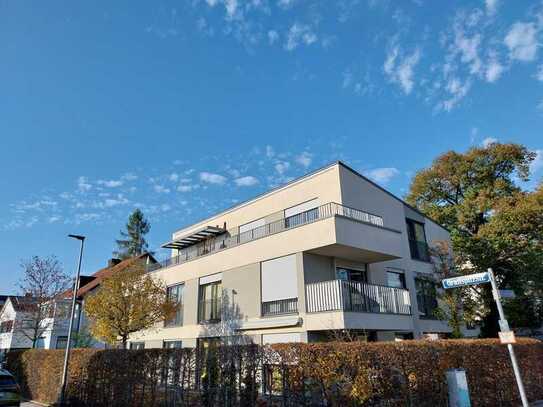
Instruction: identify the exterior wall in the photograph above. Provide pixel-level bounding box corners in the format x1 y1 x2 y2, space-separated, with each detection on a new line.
0 300 33 352
131 162 458 347
171 165 343 241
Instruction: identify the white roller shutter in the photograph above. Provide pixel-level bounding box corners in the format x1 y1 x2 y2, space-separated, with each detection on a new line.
284 198 318 218
261 254 298 302
239 218 266 234
200 272 222 285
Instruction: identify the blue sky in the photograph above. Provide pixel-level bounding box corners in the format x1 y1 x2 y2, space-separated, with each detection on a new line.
1 0 542 293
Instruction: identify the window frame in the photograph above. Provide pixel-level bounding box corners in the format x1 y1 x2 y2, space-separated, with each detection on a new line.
386 270 406 289
406 218 430 262
165 283 184 327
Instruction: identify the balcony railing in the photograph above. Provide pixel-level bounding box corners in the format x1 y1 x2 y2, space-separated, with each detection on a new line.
198 299 221 324
261 298 298 317
147 202 384 272
305 279 411 315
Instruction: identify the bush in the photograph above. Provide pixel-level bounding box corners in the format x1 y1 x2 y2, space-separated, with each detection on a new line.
6 339 543 406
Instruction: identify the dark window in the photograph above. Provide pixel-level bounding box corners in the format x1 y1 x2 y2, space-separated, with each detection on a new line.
415 278 438 319
336 267 367 283
0 320 13 334
129 342 145 350
163 340 183 349
165 284 184 327
0 375 16 386
55 336 69 349
198 281 222 323
387 271 406 289
406 219 430 262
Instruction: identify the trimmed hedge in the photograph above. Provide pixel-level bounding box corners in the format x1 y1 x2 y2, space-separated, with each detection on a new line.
6 338 543 406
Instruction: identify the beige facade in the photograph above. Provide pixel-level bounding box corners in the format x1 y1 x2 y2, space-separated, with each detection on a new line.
130 162 477 348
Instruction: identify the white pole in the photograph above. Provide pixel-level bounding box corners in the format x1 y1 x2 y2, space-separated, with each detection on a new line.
487 268 529 407
60 235 85 405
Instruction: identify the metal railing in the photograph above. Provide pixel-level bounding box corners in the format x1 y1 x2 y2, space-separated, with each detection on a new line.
261 298 298 316
198 299 221 324
305 279 411 315
147 202 384 272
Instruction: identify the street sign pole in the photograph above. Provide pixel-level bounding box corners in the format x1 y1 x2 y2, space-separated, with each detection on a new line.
487 268 528 407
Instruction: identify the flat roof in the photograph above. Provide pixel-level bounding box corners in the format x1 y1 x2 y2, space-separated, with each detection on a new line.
170 160 448 237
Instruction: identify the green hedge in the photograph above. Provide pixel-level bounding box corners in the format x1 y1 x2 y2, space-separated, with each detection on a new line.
6 338 543 406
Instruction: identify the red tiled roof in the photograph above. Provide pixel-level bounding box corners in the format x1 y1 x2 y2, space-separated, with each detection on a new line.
61 253 156 300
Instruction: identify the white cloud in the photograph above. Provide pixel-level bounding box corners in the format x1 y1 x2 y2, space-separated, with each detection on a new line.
169 173 179 182
102 195 129 207
97 179 123 188
440 77 472 112
234 176 259 186
285 23 317 51
363 167 400 184
295 152 312 168
153 185 171 194
77 176 92 192
265 145 275 158
504 22 538 62
177 185 193 192
268 30 279 45
225 0 239 19
277 0 295 9
121 173 138 181
384 45 421 95
200 172 227 185
274 161 290 175
206 0 219 6
530 149 543 175
485 0 499 15
48 216 61 223
485 57 505 83
482 137 498 147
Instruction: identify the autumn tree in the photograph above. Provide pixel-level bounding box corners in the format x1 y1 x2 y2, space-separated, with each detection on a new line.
16 256 70 348
430 241 475 338
84 260 175 347
406 142 540 336
114 209 151 259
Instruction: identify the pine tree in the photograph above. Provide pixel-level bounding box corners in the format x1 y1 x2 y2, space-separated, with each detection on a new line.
114 209 151 259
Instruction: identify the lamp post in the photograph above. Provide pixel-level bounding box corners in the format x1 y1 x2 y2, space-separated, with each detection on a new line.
59 234 85 405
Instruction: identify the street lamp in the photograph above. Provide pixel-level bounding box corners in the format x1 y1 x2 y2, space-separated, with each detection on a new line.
59 234 85 405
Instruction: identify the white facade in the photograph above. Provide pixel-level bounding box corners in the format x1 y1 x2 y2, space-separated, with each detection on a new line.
125 162 479 347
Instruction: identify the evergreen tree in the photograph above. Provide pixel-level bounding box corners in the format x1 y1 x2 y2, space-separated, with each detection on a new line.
114 209 150 259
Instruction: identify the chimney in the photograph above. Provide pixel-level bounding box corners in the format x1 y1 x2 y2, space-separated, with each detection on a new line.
108 258 122 267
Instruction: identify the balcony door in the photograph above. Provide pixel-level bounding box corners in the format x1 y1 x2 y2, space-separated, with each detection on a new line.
198 279 222 323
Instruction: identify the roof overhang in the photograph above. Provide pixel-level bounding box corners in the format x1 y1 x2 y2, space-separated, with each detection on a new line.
162 226 226 249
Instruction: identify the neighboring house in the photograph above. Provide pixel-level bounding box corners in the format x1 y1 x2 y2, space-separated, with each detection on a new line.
48 254 157 350
0 295 39 357
0 255 157 354
130 161 478 349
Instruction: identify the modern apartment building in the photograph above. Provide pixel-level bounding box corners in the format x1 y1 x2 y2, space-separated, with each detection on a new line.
130 161 476 348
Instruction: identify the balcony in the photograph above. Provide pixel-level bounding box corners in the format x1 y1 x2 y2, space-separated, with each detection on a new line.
147 202 385 272
305 280 411 315
261 298 298 317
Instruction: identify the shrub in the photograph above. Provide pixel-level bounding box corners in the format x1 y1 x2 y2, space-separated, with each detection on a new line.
6 338 543 406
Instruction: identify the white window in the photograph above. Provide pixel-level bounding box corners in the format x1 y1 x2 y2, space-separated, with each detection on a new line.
261 254 298 302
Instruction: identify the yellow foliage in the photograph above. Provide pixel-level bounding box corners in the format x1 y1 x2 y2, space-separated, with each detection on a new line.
84 260 176 346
